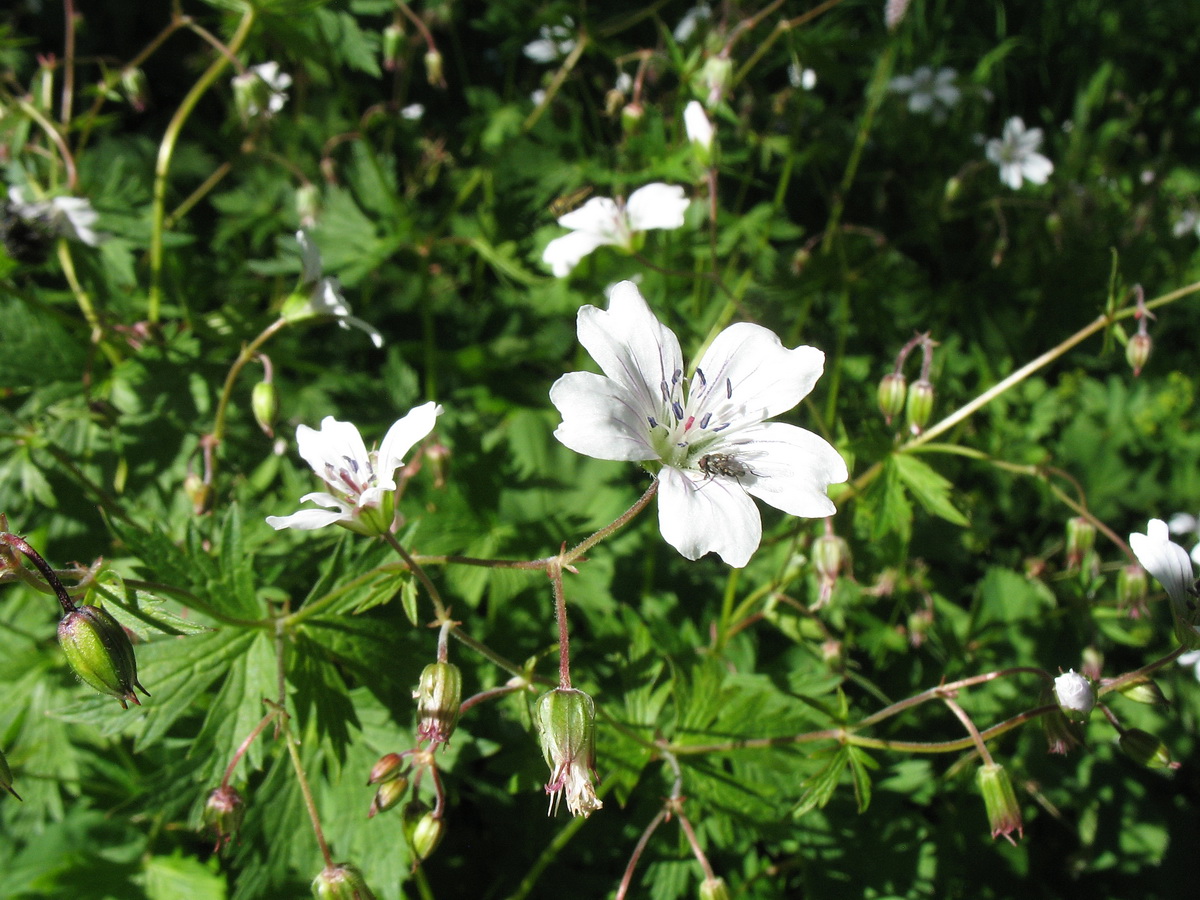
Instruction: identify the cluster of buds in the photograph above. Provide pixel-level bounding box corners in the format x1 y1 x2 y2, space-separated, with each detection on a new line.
877 332 938 434
367 752 410 819
535 687 602 817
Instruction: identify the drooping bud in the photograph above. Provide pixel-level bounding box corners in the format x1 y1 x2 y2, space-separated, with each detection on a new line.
696 56 733 106
184 472 212 516
812 532 849 607
905 378 935 434
877 372 907 424
684 100 715 167
1065 517 1097 571
295 183 321 227
367 752 405 785
535 687 602 817
621 102 645 135
424 49 445 88
311 863 378 900
120 67 149 112
1 746 21 800
975 763 1023 844
408 809 446 861
1118 728 1174 769
1116 675 1169 706
57 605 149 708
251 380 279 438
1053 670 1096 724
414 662 462 746
1042 707 1082 756
204 785 246 848
381 23 404 71
1116 564 1149 616
699 876 732 900
1126 331 1152 376
368 775 409 818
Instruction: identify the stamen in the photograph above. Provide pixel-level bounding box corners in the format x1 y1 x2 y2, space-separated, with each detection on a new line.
344 456 360 474
672 400 685 420
726 378 733 399
672 368 682 385
699 412 712 429
683 415 695 431
647 416 658 428
660 380 670 401
712 423 730 432
695 367 707 389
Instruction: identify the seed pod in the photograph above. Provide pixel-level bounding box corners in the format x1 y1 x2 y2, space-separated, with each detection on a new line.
252 380 279 437
414 662 462 746
57 605 149 708
204 785 246 848
976 763 1022 844
877 372 907 424
311 863 378 900
368 776 409 818
1126 332 1151 376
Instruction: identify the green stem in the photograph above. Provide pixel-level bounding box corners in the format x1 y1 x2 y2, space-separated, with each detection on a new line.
281 714 333 868
561 479 658 567
208 317 288 480
148 7 255 323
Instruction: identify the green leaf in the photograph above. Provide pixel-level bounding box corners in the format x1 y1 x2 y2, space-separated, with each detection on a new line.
893 452 969 527
144 852 227 900
794 746 850 817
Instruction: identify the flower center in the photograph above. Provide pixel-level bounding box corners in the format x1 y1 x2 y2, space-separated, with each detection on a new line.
645 365 742 470
326 454 377 501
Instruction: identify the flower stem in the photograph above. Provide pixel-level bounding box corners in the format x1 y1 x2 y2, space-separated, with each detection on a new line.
0 532 78 614
220 707 281 789
561 480 658 567
279 710 333 868
550 561 571 688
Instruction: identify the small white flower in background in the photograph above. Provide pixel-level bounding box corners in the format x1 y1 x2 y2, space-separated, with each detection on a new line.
1168 511 1200 564
1172 209 1200 239
1179 649 1200 682
673 3 712 42
541 183 689 277
1053 670 1096 723
266 402 442 534
614 71 633 95
1130 518 1200 648
530 89 547 106
986 116 1054 189
400 103 425 121
232 61 292 120
684 101 714 152
550 282 848 567
787 63 817 91
282 230 383 348
889 67 960 118
523 17 576 63
885 0 914 30
6 185 102 246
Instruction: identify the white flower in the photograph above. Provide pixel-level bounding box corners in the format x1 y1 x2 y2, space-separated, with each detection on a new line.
1130 518 1200 647
1179 649 1200 682
6 185 102 246
673 3 712 42
550 282 848 567
542 184 689 277
1172 209 1200 239
1053 670 1095 722
285 230 383 348
266 403 442 534
1168 511 1200 564
985 117 1054 189
400 103 425 121
683 101 714 151
232 61 292 119
524 18 576 63
614 71 633 95
787 63 817 90
889 66 959 117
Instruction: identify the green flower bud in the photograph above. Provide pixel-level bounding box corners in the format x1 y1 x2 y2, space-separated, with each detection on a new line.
1053 670 1095 724
184 472 212 516
409 810 446 861
621 103 645 135
976 763 1022 844
1116 564 1149 614
699 876 731 900
1116 675 1168 706
367 752 405 785
943 175 962 203
295 183 321 227
905 378 934 434
1065 517 1097 570
877 372 907 424
696 57 733 104
312 863 377 900
251 380 279 438
424 49 444 88
812 533 849 583
415 662 462 746
120 67 149 112
1 746 21 800
1118 728 1174 769
368 776 409 818
204 785 245 848
58 605 149 708
382 23 404 72
535 687 602 817
1126 332 1151 376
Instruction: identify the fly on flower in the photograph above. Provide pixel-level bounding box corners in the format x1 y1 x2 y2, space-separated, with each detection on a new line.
550 282 848 567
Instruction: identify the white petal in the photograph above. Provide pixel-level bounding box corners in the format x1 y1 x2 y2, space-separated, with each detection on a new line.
296 417 370 487
377 402 443 483
1020 153 1053 185
266 507 350 530
657 467 761 567
684 101 714 150
1168 513 1198 535
550 371 659 462
999 163 1024 190
735 422 847 517
575 282 684 412
337 314 384 348
542 229 610 277
557 196 622 237
625 183 689 232
296 229 323 285
693 322 826 424
1130 519 1195 604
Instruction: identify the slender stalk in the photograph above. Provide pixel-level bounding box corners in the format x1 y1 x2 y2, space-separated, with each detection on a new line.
614 808 669 900
281 717 333 868
382 532 448 620
942 696 994 765
220 708 281 788
0 532 77 614
550 561 571 688
561 480 658 566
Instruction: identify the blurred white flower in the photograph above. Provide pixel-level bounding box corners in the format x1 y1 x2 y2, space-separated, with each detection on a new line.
684 101 714 151
6 185 102 246
400 103 425 121
1180 649 1200 682
283 230 383 348
615 71 633 94
524 18 576 63
986 117 1054 189
266 403 441 534
1172 209 1200 239
232 61 292 119
530 89 547 106
885 0 914 30
550 282 848 567
1167 510 1200 564
889 66 959 117
542 183 689 277
673 3 712 42
788 63 817 90
1130 518 1200 647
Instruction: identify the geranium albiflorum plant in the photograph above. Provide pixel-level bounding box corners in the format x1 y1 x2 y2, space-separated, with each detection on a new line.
1130 518 1200 648
550 282 848 567
266 402 442 535
985 116 1054 189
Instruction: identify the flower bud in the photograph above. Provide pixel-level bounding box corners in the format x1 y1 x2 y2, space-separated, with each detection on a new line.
57 605 149 708
1118 728 1174 769
1116 675 1168 706
621 102 645 135
414 662 462 746
535 687 602 817
699 876 731 900
1065 517 1096 570
877 372 907 424
813 532 849 607
232 71 267 123
1126 331 1151 376
696 56 733 105
184 472 212 516
975 763 1023 844
367 752 405 785
1 746 21 800
424 49 444 88
251 380 279 437
943 175 962 203
381 23 404 71
408 809 446 861
368 775 409 818
905 378 935 434
684 100 715 167
1042 707 1082 756
120 67 149 112
1053 670 1095 723
204 785 245 848
312 863 378 900
295 183 321 227
1116 564 1149 616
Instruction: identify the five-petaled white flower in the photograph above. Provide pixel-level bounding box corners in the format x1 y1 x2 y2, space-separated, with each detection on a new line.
232 62 292 120
267 402 442 534
986 117 1054 189
283 230 383 348
550 282 848 567
1129 518 1200 648
542 184 689 277
7 185 102 246
523 17 576 63
888 66 960 118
